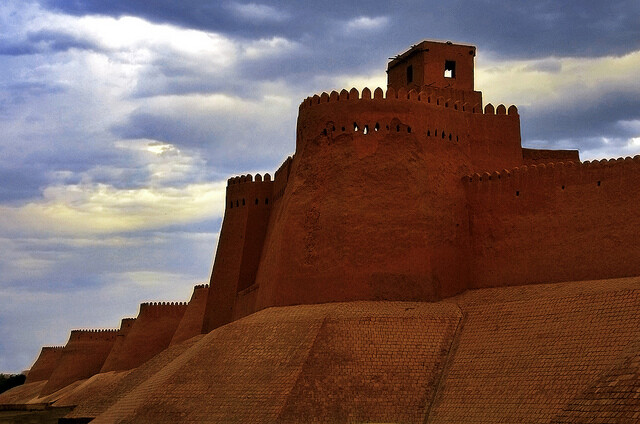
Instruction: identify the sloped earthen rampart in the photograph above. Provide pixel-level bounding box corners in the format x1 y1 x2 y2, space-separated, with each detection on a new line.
464 157 640 288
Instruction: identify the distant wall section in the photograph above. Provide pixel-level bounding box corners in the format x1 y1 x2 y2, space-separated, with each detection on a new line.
202 174 274 332
465 157 640 288
25 346 64 384
41 329 117 395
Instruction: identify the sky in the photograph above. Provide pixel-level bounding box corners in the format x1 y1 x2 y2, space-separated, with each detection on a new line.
1 0 639 373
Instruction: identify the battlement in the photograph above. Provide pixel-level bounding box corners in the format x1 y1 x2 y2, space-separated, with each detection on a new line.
298 86 503 116
139 301 188 318
464 156 640 188
194 283 209 290
68 329 118 342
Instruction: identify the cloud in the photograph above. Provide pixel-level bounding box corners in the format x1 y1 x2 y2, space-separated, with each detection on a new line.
227 2 290 23
476 50 640 157
0 180 225 236
344 16 389 33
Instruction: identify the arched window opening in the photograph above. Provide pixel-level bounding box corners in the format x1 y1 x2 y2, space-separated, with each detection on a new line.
374 123 380 132
396 125 400 132
407 126 411 133
255 198 259 205
229 201 233 209
363 125 369 135
427 130 431 136
242 198 245 206
449 133 452 141
236 200 239 207
353 122 359 132
265 198 269 205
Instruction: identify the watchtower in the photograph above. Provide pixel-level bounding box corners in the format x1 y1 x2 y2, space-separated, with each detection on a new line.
387 40 481 105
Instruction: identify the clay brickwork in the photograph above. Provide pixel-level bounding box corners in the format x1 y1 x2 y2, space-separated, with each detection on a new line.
276 308 461 423
551 336 640 423
64 336 203 420
522 147 580 164
170 284 209 346
24 346 64 384
41 329 118 395
100 302 187 372
428 279 640 423
465 157 640 288
91 302 460 423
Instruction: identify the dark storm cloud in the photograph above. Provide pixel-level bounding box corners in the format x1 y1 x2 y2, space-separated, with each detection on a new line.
112 110 293 173
0 167 48 202
41 0 640 60
0 30 96 56
522 91 640 145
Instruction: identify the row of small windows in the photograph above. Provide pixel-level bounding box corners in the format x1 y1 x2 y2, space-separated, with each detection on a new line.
322 123 459 141
514 181 601 197
228 197 269 209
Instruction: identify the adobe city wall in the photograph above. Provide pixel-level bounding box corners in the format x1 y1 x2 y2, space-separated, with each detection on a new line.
465 157 640 288
100 302 187 372
41 329 118 395
24 346 64 384
202 175 274 332
171 284 209 346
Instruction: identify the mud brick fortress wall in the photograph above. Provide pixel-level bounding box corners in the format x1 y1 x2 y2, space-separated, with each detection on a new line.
202 40 640 332
6 41 640 423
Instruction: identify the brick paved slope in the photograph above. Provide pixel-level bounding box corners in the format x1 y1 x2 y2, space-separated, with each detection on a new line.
0 381 46 405
50 276 640 423
428 277 640 423
550 336 640 423
92 302 461 423
276 306 461 423
63 335 204 420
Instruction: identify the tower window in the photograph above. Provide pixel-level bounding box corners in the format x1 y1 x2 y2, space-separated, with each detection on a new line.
406 65 413 83
444 60 456 78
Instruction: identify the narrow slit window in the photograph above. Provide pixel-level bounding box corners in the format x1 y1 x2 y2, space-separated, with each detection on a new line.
374 123 379 132
265 198 269 205
354 122 359 132
444 60 456 78
406 65 413 84
255 198 258 205
363 125 369 135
